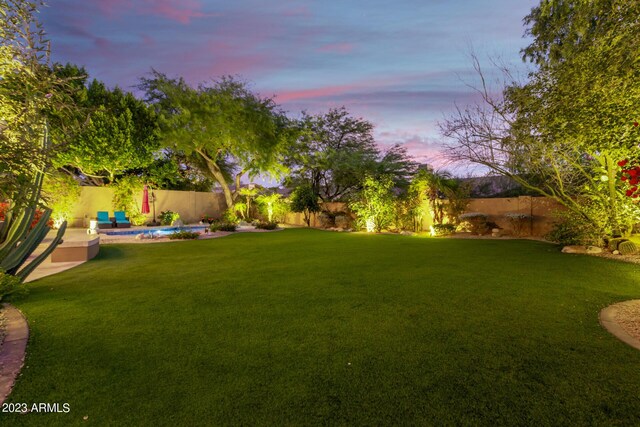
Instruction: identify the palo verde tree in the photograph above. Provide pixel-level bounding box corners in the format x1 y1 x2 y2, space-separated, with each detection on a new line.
140 71 293 209
441 0 640 239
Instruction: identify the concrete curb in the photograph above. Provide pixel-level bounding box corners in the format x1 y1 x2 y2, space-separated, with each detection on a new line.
599 300 640 351
0 303 29 404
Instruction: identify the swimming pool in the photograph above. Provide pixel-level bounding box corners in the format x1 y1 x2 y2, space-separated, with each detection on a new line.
102 226 207 237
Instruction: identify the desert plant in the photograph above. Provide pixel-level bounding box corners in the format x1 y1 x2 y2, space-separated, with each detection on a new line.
0 168 67 281
505 212 532 237
545 209 604 246
159 210 180 226
256 192 285 223
618 241 638 255
222 209 239 224
458 212 489 235
254 221 278 230
431 223 456 236
168 230 200 240
238 187 259 219
0 270 28 302
233 202 248 220
210 221 237 232
606 237 628 251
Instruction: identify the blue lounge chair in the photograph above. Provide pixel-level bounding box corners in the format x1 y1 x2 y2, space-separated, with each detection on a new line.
96 211 113 229
114 211 131 228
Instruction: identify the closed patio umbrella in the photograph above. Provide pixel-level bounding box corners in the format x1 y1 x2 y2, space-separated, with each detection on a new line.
142 185 150 214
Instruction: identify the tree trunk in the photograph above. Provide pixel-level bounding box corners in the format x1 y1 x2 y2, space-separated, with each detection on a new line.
196 149 234 209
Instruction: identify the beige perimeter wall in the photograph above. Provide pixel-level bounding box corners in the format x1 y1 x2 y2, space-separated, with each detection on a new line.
69 187 226 228
283 196 563 237
70 188 563 236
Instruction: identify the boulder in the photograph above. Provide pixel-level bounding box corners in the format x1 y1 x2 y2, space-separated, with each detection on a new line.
561 245 603 254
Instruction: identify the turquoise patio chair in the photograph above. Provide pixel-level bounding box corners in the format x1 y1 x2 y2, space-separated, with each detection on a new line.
114 211 131 228
96 211 113 229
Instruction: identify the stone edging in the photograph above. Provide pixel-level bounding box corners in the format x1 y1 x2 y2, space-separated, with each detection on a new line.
599 300 640 351
0 303 29 404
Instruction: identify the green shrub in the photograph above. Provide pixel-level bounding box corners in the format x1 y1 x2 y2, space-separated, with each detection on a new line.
255 221 278 230
458 213 489 235
618 241 638 255
222 209 239 224
168 230 200 240
210 221 237 232
159 210 180 226
431 223 456 236
42 172 81 228
545 211 603 246
350 175 395 232
0 270 28 302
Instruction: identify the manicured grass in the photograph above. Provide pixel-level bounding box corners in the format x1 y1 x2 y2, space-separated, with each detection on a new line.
3 229 640 425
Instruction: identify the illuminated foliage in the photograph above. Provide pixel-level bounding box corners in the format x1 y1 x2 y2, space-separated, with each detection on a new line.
350 174 395 233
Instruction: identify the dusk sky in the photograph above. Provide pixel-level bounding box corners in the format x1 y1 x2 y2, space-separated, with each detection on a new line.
41 0 539 169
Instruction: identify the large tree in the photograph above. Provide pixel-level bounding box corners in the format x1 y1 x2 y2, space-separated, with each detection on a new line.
50 67 160 185
286 107 416 202
441 0 640 238
140 71 292 208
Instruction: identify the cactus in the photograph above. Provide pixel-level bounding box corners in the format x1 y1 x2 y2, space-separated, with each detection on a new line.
0 127 67 282
607 238 628 251
618 241 638 255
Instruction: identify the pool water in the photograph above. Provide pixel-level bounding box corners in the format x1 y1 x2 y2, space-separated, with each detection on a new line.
102 226 207 236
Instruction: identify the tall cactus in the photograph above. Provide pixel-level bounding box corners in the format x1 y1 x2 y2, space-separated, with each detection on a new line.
0 127 67 282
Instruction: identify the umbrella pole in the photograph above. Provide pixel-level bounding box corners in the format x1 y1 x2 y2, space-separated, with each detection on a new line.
147 190 160 227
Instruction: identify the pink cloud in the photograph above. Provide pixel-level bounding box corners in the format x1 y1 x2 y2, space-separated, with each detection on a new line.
276 84 361 102
97 0 133 17
143 0 206 24
282 5 311 17
317 43 354 54
96 0 207 24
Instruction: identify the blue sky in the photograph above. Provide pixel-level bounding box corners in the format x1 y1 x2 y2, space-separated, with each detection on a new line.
41 0 539 167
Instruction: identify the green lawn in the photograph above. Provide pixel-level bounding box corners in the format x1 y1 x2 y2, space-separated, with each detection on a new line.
3 229 640 425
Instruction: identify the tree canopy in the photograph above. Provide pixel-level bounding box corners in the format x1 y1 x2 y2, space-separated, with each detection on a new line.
51 67 160 185
285 107 417 202
140 71 293 208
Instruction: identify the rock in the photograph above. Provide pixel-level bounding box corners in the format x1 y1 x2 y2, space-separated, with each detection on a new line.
561 245 603 254
135 233 144 240
400 231 415 236
613 250 620 255
562 245 587 254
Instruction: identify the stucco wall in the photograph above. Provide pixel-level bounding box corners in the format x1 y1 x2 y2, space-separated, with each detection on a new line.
68 187 226 227
283 196 562 236
465 196 563 236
